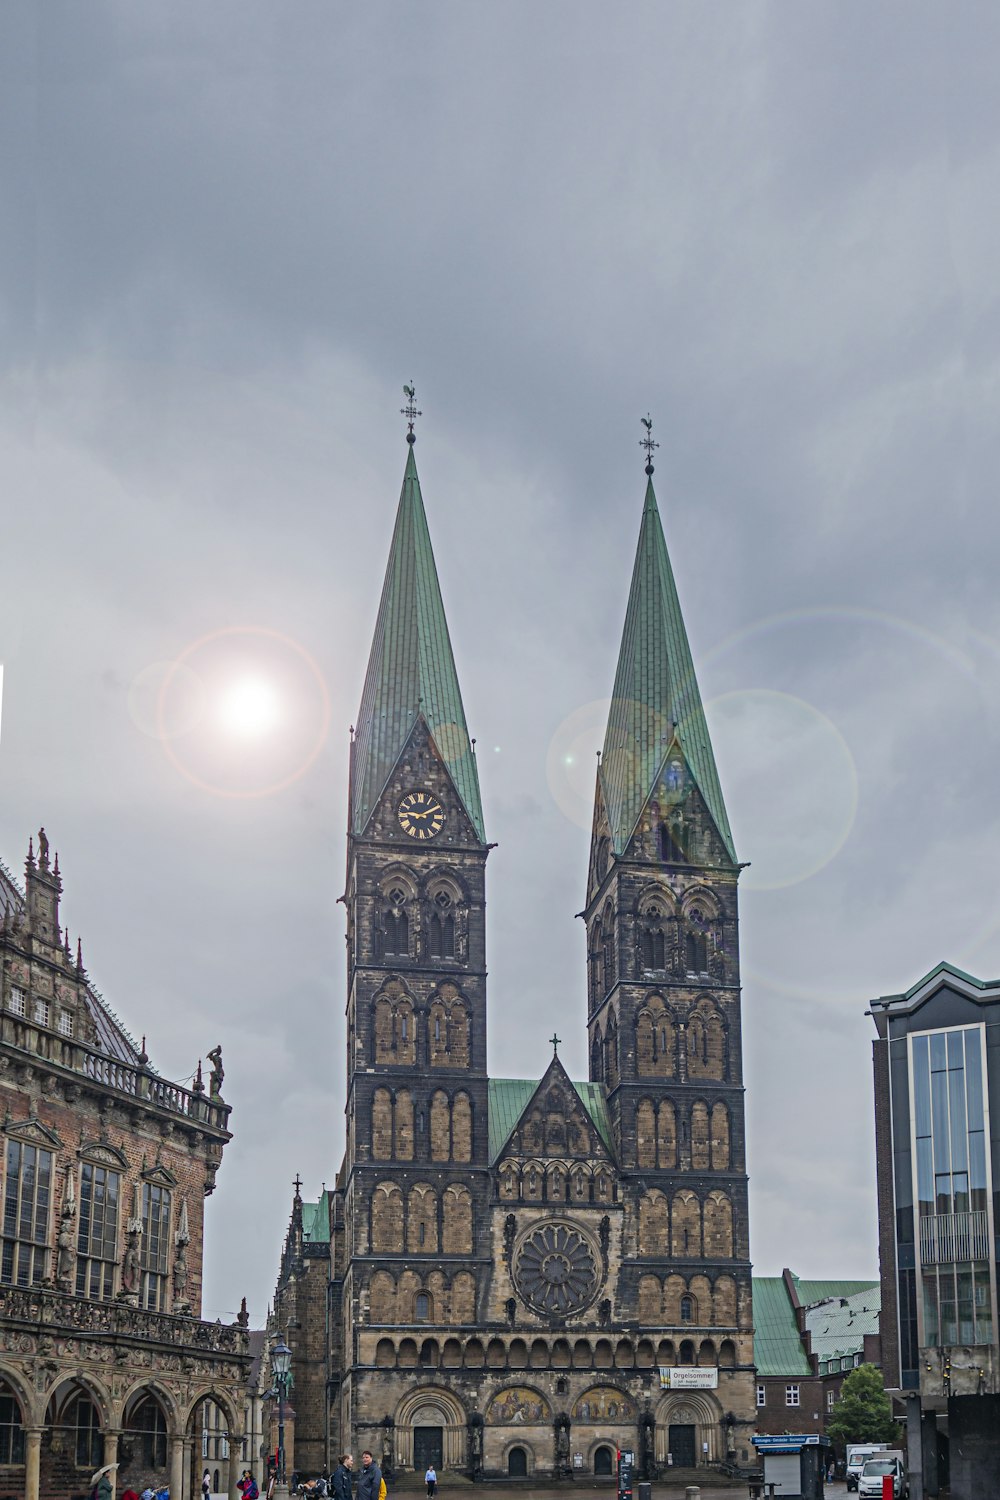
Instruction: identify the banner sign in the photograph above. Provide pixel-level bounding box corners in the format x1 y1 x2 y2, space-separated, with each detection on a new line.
658 1367 718 1389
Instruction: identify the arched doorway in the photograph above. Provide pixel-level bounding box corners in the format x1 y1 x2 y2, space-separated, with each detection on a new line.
594 1446 614 1476
508 1446 528 1477
394 1387 468 1471
654 1391 723 1468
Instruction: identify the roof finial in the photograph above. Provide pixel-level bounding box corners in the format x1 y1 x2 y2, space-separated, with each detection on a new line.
401 383 422 445
550 1032 562 1054
640 413 659 477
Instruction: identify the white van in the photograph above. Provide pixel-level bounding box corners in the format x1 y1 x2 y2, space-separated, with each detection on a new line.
847 1444 889 1490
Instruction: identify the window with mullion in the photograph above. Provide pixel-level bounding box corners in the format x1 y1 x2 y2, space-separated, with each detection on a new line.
140 1182 171 1310
76 1163 120 1300
1 1140 53 1288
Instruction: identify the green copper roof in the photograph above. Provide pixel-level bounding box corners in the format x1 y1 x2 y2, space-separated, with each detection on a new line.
488 1077 614 1161
752 1276 813 1378
803 1284 880 1362
353 446 485 841
600 476 735 861
301 1192 331 1245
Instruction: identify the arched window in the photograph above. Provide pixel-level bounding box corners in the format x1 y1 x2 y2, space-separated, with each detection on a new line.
605 1013 619 1089
601 913 616 991
679 1338 696 1366
640 906 666 970
659 816 687 864
685 908 708 973
384 888 409 957
591 1028 603 1082
429 890 456 959
0 1384 24 1465
129 1396 167 1468
415 1292 431 1321
680 1295 694 1323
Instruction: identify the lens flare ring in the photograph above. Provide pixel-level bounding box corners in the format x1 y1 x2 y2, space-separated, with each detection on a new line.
155 626 332 800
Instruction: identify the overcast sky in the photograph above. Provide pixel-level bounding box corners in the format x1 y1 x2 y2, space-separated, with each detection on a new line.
3 2 999 1324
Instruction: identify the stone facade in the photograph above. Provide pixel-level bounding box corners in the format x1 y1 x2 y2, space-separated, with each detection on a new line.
269 443 757 1483
0 838 249 1500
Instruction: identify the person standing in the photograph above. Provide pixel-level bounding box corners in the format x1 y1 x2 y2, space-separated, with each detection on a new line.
202 1470 212 1497
332 1454 355 1500
357 1449 382 1500
425 1465 437 1498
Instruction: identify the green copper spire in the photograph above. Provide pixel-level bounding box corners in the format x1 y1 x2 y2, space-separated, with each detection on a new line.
600 472 736 861
352 445 485 841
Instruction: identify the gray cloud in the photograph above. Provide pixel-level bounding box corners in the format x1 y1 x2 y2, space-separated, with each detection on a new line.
3 1 999 1316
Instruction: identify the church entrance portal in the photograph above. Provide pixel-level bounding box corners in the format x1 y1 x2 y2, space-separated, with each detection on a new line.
507 1446 528 1477
414 1427 443 1473
594 1446 614 1475
669 1424 696 1468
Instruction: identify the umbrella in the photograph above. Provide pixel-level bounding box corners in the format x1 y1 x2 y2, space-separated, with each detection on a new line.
90 1462 120 1485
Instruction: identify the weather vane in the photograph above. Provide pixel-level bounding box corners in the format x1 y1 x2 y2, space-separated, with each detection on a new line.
640 413 659 476
401 383 422 444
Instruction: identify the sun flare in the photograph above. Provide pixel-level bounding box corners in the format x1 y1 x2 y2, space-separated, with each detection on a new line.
217 676 280 738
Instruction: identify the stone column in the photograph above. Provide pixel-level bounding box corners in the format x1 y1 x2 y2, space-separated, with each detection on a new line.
227 1432 244 1500
24 1427 42 1500
104 1430 120 1496
170 1434 186 1500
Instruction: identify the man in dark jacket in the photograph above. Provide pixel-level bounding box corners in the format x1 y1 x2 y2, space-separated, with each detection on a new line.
356 1451 381 1500
332 1455 354 1500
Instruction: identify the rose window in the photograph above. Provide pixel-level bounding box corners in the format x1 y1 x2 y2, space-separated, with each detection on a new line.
513 1223 599 1316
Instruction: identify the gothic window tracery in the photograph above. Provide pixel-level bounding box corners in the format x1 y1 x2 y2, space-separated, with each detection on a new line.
429 890 456 959
640 904 667 971
383 887 410 957
685 907 708 974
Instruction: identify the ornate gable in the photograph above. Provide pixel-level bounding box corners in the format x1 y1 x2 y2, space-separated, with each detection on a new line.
78 1140 128 1169
3 1114 63 1149
498 1056 613 1166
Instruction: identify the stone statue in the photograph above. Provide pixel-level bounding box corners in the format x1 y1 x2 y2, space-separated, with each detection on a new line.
56 1166 77 1292
172 1240 189 1311
56 1216 75 1292
207 1044 225 1098
37 828 49 868
121 1224 141 1298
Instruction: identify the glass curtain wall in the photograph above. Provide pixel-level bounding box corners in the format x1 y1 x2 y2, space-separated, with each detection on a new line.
911 1026 994 1347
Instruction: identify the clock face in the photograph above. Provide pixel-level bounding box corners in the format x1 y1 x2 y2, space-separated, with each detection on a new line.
398 789 445 840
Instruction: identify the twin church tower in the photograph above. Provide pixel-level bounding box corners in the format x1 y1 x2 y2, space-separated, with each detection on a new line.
291 411 754 1480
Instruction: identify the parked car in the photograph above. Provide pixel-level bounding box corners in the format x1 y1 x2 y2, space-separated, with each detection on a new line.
858 1454 907 1499
847 1444 889 1490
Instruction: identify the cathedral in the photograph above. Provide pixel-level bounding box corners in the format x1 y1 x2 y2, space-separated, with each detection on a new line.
272 415 755 1480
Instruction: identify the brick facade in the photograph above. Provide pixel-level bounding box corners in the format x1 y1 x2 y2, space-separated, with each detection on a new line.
0 837 249 1500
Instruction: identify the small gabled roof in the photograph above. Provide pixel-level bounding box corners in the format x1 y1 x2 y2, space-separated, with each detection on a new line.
300 1192 331 1246
352 445 485 841
488 1062 614 1162
600 475 735 862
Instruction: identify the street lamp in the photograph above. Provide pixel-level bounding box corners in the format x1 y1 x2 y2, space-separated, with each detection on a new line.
272 1335 292 1493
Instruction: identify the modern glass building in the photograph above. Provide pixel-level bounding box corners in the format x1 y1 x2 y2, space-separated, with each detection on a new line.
870 962 1000 1500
